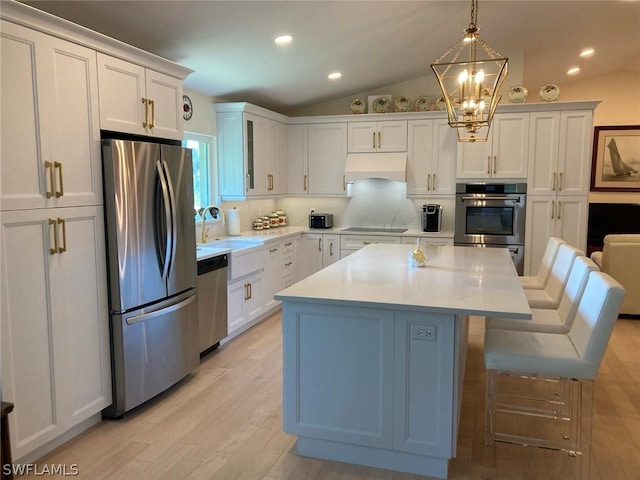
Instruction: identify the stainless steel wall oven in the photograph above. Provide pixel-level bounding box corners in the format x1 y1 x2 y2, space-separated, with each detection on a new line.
454 183 527 274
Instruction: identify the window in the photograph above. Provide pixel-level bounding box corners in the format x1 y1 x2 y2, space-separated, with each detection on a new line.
182 132 216 210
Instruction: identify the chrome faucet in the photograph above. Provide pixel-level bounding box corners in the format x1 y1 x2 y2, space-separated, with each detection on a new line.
199 205 225 243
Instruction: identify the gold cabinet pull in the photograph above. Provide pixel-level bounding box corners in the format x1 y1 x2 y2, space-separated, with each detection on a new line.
551 200 555 220
372 132 376 149
49 218 58 255
244 283 249 301
493 155 497 174
269 247 278 253
45 161 54 198
246 173 251 192
433 173 437 191
142 97 149 127
487 156 491 175
559 172 563 191
329 241 334 256
377 131 381 149
427 173 431 191
54 161 64 197
318 238 322 251
557 201 562 220
343 174 346 191
57 217 66 253
149 99 155 128
303 174 307 191
248 282 252 299
552 172 557 191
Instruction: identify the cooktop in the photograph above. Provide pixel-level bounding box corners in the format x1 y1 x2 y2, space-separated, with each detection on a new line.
341 227 408 234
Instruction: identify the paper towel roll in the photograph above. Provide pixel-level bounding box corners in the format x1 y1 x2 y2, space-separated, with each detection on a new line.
227 208 241 236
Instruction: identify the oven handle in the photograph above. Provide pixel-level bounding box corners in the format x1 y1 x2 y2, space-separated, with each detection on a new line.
460 195 521 203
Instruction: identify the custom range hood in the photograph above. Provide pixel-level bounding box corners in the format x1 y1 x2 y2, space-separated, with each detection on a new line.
344 153 407 183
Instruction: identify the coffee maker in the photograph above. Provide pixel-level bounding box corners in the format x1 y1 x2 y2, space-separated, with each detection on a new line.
422 204 442 232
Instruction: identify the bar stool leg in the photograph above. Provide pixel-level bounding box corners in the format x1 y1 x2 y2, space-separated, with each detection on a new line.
484 370 497 480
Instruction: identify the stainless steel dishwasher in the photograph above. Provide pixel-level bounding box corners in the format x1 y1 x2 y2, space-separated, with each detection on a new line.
197 253 228 355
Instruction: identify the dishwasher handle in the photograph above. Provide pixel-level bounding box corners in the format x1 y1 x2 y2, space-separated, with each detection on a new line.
197 254 228 275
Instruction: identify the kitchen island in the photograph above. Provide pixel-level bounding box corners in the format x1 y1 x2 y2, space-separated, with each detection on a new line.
275 243 531 479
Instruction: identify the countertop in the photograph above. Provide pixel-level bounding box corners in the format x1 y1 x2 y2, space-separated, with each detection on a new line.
275 243 531 319
196 226 453 261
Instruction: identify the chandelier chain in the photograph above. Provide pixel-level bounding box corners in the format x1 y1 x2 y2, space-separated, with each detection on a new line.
470 0 478 28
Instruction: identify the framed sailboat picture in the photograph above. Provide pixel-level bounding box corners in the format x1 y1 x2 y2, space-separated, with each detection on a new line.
591 125 640 192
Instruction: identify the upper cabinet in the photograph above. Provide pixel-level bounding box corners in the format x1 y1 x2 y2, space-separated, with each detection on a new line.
308 123 348 195
1 21 102 211
216 103 289 200
97 53 183 141
348 121 408 153
287 124 309 196
407 118 457 195
527 110 593 196
456 112 530 179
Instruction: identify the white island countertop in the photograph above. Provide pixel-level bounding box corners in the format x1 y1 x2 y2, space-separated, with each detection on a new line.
276 243 531 319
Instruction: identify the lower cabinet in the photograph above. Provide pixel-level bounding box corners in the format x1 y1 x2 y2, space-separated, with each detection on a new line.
227 272 264 335
0 206 111 460
264 239 284 310
524 195 588 275
301 233 340 277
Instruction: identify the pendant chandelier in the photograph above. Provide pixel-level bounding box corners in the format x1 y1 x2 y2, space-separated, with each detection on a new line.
431 0 508 142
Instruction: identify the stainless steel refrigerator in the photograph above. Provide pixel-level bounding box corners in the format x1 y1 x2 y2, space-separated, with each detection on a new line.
101 138 198 418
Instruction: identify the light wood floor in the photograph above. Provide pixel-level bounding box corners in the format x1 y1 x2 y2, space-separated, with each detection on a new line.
25 313 640 479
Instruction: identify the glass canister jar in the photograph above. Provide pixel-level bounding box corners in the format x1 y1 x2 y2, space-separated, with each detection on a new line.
268 212 279 228
276 210 286 226
262 216 271 229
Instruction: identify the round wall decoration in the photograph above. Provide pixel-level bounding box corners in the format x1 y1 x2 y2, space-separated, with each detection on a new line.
182 94 193 120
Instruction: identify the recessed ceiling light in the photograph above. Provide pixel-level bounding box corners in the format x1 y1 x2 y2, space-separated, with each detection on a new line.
328 72 342 80
274 35 293 46
580 48 594 57
567 66 581 75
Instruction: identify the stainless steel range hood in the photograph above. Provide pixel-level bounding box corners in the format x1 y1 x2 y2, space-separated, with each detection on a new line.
344 153 407 183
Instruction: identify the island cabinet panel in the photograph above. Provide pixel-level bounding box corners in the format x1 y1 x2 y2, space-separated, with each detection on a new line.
393 311 456 457
283 304 395 449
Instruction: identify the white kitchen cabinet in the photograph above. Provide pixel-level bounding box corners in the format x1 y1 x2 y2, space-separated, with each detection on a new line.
97 53 183 140
348 121 407 153
227 272 264 335
287 124 309 196
456 112 530 179
407 118 457 195
283 235 298 287
216 104 288 199
524 196 588 275
527 110 593 196
307 123 348 195
340 235 402 258
263 239 284 310
401 236 454 247
1 21 102 211
1 206 111 460
301 233 341 277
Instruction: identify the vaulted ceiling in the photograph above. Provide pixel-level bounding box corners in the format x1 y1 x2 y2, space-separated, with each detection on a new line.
20 1 640 114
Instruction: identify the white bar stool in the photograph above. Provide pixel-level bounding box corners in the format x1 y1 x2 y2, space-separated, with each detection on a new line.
483 271 626 480
520 237 566 290
487 256 599 334
525 244 582 309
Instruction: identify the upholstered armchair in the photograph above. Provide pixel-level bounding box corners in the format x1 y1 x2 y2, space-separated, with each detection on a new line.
591 234 640 316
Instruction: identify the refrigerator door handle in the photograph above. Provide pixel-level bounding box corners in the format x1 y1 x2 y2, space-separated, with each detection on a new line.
161 159 178 279
156 160 172 282
126 292 196 326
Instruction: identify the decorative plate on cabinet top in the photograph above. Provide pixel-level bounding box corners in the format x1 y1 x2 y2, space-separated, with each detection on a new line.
349 98 366 114
414 96 433 111
435 96 447 111
393 96 411 112
507 85 528 103
373 96 390 113
539 83 560 102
